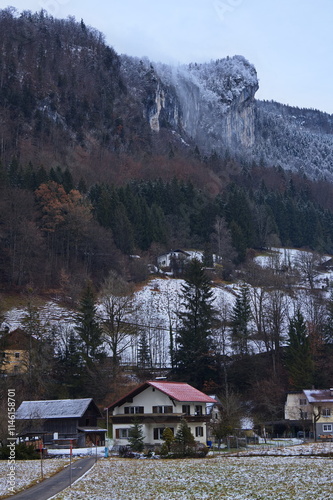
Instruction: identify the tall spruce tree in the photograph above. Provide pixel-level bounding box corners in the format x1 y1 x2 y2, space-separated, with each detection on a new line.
137 331 152 369
286 309 314 390
75 280 104 365
174 258 216 389
231 286 252 356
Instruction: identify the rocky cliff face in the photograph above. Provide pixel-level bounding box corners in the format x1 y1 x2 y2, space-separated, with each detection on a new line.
173 57 258 155
123 55 333 183
121 55 259 156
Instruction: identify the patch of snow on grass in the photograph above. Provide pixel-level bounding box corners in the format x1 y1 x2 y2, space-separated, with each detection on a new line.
52 450 333 500
0 458 69 497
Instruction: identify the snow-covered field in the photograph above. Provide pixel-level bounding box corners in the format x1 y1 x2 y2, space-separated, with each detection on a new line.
0 444 331 499
236 441 333 456
53 445 333 500
0 458 69 498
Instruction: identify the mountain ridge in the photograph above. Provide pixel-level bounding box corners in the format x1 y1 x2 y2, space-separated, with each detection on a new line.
1 8 332 187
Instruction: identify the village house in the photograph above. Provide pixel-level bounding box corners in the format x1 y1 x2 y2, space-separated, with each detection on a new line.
206 394 222 445
16 398 106 448
0 329 38 375
107 380 217 448
157 249 203 274
284 388 333 439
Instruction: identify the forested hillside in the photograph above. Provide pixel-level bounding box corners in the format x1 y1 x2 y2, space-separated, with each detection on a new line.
255 100 333 181
3 161 333 290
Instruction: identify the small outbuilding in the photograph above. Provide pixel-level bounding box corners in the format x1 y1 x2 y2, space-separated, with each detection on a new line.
16 398 106 448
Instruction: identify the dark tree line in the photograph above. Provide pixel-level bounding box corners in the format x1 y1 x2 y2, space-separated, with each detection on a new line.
3 159 333 291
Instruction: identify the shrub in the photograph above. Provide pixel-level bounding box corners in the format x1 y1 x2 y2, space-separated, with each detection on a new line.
0 442 39 460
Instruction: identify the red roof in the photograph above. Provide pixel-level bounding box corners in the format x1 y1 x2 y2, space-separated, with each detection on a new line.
107 381 217 410
148 381 216 403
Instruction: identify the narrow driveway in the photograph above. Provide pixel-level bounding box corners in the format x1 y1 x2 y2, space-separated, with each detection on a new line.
8 456 96 500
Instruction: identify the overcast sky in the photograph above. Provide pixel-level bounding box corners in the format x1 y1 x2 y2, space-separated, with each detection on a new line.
3 0 333 114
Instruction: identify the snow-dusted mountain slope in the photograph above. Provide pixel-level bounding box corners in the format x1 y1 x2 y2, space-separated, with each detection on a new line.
3 248 333 366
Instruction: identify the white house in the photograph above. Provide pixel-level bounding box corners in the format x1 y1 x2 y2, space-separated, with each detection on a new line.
157 249 203 273
107 380 217 447
285 388 333 439
303 388 333 438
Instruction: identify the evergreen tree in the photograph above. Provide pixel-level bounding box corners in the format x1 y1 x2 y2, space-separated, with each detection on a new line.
137 331 152 369
75 281 105 365
324 287 333 344
162 427 175 453
174 259 217 389
53 327 84 398
128 420 145 452
231 286 252 356
286 309 314 390
174 419 195 456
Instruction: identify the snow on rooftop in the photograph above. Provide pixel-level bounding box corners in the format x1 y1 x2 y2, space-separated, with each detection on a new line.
303 389 333 403
16 398 94 420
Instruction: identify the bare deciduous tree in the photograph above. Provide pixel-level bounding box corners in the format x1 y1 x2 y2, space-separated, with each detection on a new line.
100 271 137 375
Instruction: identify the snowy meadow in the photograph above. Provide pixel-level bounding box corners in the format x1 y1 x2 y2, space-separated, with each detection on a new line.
53 456 332 500
0 458 69 498
53 444 332 500
0 444 331 499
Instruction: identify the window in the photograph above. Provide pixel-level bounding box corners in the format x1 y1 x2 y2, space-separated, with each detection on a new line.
195 426 204 437
153 427 173 439
182 405 191 415
124 406 144 414
195 405 203 416
153 428 164 440
14 352 20 359
116 428 130 439
152 406 173 414
323 424 332 432
322 408 331 417
299 399 307 406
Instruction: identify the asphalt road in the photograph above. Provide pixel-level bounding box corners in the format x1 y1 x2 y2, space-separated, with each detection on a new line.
8 456 96 500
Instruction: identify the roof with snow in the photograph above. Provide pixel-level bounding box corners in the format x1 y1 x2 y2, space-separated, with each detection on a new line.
107 381 217 411
16 398 101 420
303 389 333 404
